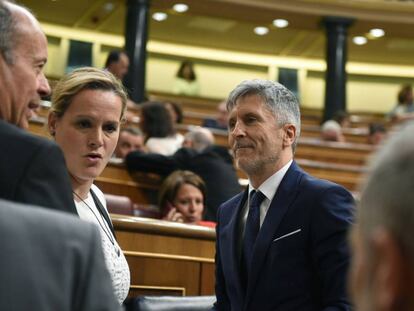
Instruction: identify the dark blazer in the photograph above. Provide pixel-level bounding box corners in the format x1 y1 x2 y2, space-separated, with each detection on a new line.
0 120 76 214
0 199 120 311
126 145 241 221
214 161 354 311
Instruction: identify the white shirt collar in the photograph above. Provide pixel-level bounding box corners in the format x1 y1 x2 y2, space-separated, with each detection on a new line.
248 159 293 203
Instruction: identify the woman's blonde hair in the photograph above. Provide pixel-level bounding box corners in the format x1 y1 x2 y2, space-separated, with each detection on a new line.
50 67 128 119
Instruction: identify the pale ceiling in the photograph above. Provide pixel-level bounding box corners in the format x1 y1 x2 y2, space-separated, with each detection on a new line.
19 0 414 65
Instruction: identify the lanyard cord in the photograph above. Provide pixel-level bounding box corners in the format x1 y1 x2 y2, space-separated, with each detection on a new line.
73 191 120 256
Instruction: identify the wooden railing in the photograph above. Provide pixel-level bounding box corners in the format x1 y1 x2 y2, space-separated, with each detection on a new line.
113 215 216 297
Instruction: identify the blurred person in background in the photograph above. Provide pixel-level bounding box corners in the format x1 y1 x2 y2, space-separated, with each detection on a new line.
367 123 387 145
202 101 228 130
164 101 183 125
321 119 345 142
105 50 130 81
139 101 183 155
387 84 414 124
114 126 145 159
126 126 241 221
350 123 414 311
158 170 215 227
173 60 200 96
321 110 349 142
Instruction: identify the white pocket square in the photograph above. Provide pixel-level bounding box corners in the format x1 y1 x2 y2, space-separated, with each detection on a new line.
273 229 301 242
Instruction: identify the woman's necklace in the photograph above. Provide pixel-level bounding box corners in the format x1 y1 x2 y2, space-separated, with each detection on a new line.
73 191 120 257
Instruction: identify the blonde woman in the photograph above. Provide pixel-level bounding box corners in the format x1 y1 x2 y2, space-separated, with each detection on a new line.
48 67 130 304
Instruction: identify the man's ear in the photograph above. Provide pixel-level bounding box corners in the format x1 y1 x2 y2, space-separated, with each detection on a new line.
47 112 58 137
283 124 296 148
371 228 406 310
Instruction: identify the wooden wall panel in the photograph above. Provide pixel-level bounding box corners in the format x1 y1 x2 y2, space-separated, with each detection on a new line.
113 216 216 297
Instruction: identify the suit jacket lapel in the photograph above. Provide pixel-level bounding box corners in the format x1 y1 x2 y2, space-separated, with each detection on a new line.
245 161 303 302
220 190 248 301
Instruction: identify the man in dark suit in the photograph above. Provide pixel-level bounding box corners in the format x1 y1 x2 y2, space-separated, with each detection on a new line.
126 127 241 221
0 1 76 213
0 198 120 311
214 80 354 310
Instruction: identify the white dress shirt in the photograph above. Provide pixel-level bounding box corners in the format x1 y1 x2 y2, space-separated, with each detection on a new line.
240 160 293 239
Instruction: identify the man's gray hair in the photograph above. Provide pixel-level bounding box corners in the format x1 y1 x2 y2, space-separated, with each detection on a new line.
226 79 301 150
358 123 414 261
185 127 215 152
0 0 16 64
121 126 143 137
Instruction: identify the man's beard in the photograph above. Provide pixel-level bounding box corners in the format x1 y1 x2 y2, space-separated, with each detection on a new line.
237 154 280 176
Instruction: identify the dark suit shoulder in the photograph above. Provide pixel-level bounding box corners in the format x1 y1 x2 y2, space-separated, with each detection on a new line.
301 170 348 192
0 199 119 311
0 120 53 151
0 120 61 171
0 121 76 214
291 161 351 196
0 199 84 238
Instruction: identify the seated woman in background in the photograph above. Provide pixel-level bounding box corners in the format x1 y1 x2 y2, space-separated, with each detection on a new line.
173 60 200 96
47 67 130 304
388 84 414 124
158 170 216 227
139 101 183 155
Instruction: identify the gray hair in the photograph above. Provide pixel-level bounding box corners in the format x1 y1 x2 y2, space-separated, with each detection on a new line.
184 127 215 152
0 1 16 64
358 122 414 262
0 0 33 64
121 126 143 137
226 79 301 150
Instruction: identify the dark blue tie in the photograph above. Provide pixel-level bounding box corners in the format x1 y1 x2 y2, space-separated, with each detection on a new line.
242 190 266 282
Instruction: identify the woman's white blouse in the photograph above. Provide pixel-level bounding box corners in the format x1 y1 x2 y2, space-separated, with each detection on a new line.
74 184 130 304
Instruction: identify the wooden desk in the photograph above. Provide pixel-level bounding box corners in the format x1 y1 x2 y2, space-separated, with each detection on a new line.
237 158 366 191
177 123 370 149
98 162 161 205
296 138 374 166
28 117 48 137
149 91 220 114
301 125 369 144
113 215 216 297
296 158 366 191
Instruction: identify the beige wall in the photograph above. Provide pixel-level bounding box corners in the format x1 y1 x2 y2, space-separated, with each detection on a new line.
347 75 414 113
302 70 414 113
44 36 67 78
302 71 325 110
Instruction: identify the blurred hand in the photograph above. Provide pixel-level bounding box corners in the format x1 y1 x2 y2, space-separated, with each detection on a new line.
163 207 185 223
